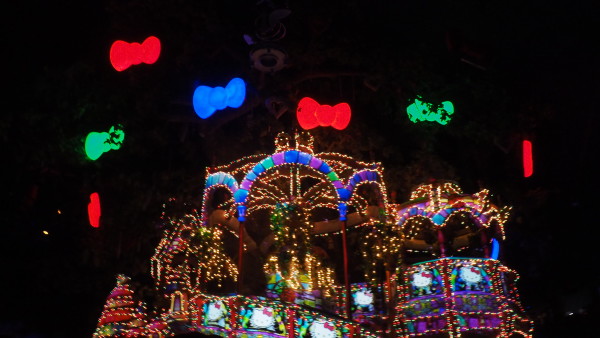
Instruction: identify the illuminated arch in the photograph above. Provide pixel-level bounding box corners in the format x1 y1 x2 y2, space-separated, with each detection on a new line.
430 203 487 228
345 169 388 209
396 204 429 227
233 150 349 206
201 172 239 222
170 290 188 313
397 193 509 234
205 172 239 192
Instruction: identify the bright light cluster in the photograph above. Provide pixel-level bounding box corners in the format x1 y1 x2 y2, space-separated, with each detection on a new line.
93 275 147 337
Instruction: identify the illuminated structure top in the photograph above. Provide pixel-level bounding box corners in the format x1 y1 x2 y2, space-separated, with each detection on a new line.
93 131 532 338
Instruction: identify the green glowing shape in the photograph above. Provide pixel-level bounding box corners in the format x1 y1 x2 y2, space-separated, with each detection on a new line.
406 96 454 125
85 125 125 160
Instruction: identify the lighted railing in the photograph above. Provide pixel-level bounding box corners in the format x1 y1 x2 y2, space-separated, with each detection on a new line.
394 258 532 337
182 293 380 338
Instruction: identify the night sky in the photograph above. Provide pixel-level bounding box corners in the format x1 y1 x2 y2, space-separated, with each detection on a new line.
2 1 599 337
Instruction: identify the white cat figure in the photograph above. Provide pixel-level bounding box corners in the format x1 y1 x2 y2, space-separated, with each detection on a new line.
460 266 483 290
412 270 434 295
354 290 373 306
353 290 374 313
250 307 275 330
207 301 227 322
309 320 338 338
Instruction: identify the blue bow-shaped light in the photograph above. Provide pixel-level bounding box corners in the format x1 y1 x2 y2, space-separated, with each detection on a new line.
192 78 246 119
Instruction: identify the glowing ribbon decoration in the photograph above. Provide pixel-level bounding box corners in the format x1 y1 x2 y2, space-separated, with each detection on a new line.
406 96 454 125
88 192 101 228
522 140 533 177
85 125 125 160
296 97 351 130
110 36 161 71
192 78 246 119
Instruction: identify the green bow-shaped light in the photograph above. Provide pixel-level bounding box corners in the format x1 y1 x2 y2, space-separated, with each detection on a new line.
407 97 454 125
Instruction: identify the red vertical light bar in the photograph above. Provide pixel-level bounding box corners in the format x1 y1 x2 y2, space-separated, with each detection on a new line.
88 192 101 228
523 140 533 177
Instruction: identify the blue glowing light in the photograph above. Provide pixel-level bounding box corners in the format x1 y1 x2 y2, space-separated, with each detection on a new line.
192 78 246 119
491 238 500 259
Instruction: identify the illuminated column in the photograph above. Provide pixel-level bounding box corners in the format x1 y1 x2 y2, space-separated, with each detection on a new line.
286 308 295 338
523 139 533 178
480 228 490 258
437 228 447 257
441 259 458 336
228 297 239 338
339 202 352 319
237 205 247 294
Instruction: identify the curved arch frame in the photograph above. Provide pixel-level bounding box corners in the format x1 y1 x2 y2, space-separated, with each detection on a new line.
201 172 239 223
234 150 349 208
346 169 388 212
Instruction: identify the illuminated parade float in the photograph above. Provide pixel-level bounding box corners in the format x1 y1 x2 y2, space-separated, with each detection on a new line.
93 131 533 337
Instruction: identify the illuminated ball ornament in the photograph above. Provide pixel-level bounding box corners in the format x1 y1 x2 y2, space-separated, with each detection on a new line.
109 36 161 71
85 125 125 160
406 96 454 125
192 78 246 119
296 97 351 130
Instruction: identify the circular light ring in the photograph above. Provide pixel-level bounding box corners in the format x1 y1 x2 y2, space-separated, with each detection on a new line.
249 46 288 73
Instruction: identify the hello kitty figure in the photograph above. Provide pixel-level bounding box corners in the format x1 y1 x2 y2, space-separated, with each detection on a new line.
206 301 227 326
353 290 374 312
250 307 275 330
460 266 483 291
412 270 434 295
309 320 338 338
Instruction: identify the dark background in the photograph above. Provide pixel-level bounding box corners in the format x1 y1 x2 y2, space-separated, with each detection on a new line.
1 1 598 337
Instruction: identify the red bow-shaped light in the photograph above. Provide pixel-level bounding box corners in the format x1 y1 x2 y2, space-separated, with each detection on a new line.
110 36 161 71
323 322 334 331
296 97 351 130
